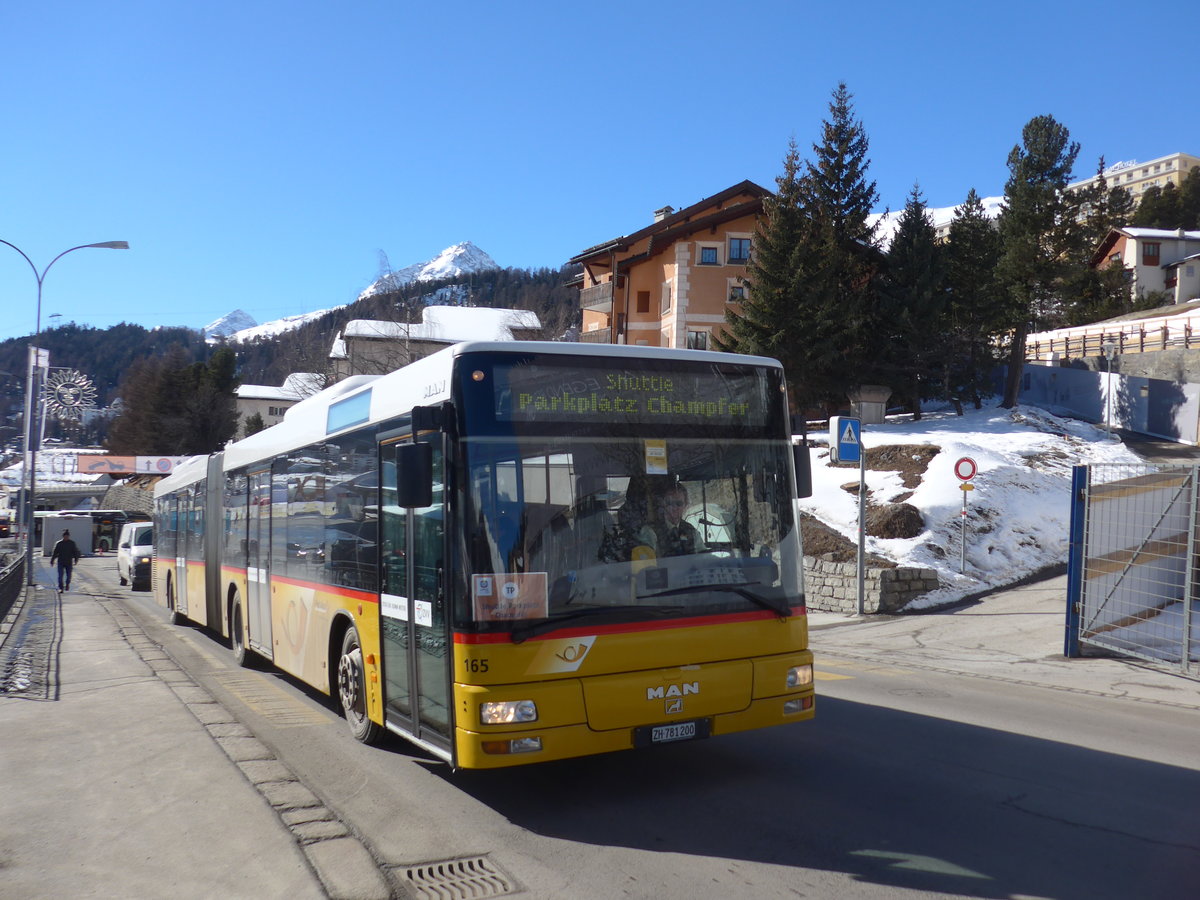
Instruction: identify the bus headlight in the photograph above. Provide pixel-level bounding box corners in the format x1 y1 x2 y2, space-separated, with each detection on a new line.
480 700 538 725
786 664 813 689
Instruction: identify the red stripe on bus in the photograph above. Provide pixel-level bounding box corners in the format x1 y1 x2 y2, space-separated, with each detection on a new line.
452 606 805 644
216 569 378 604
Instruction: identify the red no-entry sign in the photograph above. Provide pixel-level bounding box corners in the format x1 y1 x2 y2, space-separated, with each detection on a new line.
954 457 977 481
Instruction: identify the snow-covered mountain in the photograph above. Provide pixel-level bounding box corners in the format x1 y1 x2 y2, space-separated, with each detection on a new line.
358 241 499 301
205 242 501 343
203 309 257 339
227 309 336 343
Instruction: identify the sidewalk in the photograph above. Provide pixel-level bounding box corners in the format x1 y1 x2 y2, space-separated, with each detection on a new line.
0 561 332 900
807 572 1200 706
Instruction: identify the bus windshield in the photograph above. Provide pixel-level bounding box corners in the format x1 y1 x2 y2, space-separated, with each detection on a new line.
460 434 802 636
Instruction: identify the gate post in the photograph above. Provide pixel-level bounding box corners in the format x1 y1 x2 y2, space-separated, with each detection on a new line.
1183 469 1198 676
1064 465 1088 658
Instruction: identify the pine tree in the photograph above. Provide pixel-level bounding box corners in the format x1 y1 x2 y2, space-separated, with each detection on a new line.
243 411 265 437
944 189 1003 409
877 183 945 419
180 347 240 454
1180 166 1200 230
1079 157 1134 246
714 139 814 404
799 83 883 403
721 83 883 418
995 115 1086 408
1133 183 1182 228
108 346 240 455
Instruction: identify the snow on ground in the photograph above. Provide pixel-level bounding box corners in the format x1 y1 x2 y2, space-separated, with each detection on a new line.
799 401 1142 610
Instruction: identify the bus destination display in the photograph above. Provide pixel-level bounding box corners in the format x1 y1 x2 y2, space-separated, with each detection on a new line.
496 364 771 425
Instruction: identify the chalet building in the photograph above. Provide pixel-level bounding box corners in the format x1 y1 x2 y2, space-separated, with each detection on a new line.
329 306 542 380
570 181 769 349
1091 227 1200 305
235 373 324 437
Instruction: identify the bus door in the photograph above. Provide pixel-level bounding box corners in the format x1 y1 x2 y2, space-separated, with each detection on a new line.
170 496 188 619
378 432 451 752
246 469 274 659
174 493 190 618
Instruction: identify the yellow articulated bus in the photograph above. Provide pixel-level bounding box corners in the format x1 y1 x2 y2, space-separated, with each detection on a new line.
154 341 815 768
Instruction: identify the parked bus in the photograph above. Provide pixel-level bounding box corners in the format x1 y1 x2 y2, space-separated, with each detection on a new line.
90 509 129 553
154 342 814 768
32 508 128 553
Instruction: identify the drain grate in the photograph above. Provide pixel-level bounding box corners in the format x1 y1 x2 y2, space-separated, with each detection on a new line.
397 855 517 900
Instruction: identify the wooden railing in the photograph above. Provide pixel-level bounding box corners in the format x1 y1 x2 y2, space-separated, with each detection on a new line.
1027 313 1200 360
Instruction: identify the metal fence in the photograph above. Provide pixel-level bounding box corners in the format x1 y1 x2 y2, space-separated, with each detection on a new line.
0 553 25 623
1066 464 1199 677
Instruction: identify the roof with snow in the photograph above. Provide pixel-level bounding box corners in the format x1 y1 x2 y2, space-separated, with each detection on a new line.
340 306 541 345
235 372 325 402
1090 227 1200 267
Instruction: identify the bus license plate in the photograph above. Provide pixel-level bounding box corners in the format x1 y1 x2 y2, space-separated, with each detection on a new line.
634 718 710 748
652 722 696 743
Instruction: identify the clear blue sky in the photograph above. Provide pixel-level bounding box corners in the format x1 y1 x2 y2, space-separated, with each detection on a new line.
1 0 1194 343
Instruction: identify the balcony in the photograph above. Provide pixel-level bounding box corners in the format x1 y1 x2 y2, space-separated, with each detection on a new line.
580 282 613 312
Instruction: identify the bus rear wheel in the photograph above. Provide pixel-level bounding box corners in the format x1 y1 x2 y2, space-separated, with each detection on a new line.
337 625 382 744
230 594 254 668
166 577 185 626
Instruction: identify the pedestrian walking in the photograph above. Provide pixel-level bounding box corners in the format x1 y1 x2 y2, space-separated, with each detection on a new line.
50 529 82 592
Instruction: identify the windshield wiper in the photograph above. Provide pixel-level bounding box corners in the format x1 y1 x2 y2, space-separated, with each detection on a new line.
509 604 684 643
636 584 794 619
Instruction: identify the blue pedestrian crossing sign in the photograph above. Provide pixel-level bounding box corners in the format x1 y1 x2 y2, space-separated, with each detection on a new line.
830 416 861 464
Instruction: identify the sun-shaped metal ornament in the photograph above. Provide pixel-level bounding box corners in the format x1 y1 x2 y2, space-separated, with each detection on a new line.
44 369 98 420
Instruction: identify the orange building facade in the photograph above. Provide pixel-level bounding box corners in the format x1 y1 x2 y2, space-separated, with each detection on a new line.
571 181 768 350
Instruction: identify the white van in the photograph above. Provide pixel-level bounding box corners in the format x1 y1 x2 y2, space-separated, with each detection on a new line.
116 522 154 590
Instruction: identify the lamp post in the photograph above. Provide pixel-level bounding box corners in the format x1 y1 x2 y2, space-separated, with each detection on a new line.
0 240 129 586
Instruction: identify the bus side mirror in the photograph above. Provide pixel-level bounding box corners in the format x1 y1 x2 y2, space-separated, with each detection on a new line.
395 443 433 508
793 443 812 499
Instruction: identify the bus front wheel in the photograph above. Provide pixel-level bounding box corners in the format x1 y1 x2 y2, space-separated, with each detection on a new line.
337 625 382 744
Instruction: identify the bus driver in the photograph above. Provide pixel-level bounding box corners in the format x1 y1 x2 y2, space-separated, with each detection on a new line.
653 484 704 557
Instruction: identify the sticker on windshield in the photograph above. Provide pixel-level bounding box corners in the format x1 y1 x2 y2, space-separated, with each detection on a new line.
644 439 668 475
473 573 549 622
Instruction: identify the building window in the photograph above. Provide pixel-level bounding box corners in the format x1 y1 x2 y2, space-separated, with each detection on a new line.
661 283 672 314
268 406 286 417
1143 242 1160 266
699 246 719 265
1109 252 1121 264
687 331 709 351
729 238 752 262
636 290 650 314
728 285 746 301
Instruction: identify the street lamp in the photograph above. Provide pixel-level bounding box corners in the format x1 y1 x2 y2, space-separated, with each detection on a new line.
1102 339 1117 441
0 239 130 586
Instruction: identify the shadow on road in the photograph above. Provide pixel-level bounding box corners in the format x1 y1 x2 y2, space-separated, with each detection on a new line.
441 696 1200 899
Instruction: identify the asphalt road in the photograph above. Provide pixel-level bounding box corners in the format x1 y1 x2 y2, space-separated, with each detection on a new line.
71 559 1193 900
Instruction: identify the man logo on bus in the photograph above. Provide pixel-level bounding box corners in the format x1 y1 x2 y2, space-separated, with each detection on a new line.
646 682 699 701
